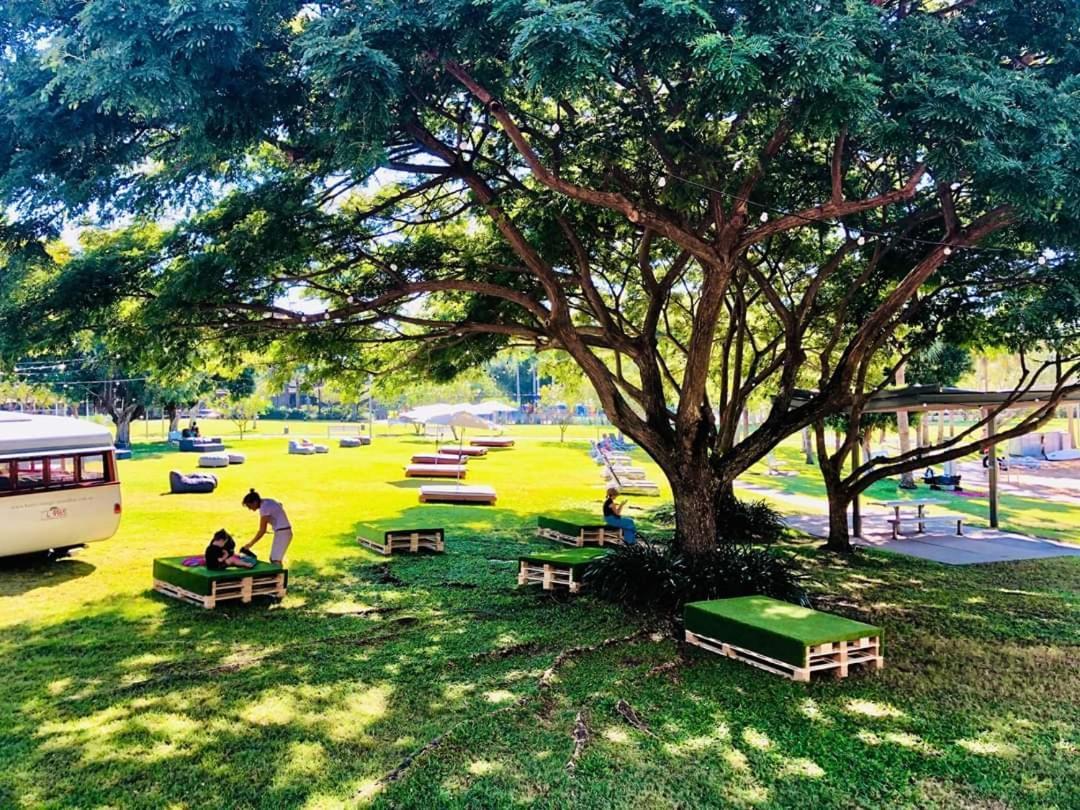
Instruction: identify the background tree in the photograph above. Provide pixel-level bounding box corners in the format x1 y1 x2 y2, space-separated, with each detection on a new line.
2 0 1079 554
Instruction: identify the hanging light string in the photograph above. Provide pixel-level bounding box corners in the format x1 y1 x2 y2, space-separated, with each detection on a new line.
508 106 1055 264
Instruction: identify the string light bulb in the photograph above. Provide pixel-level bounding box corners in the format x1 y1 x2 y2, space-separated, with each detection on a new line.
857 235 866 246
657 176 667 188
759 211 769 223
943 246 953 256
347 295 355 303
1038 255 1048 266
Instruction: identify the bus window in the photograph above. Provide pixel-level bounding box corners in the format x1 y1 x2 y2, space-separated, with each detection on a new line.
15 459 45 489
80 454 108 483
0 461 11 492
48 456 78 486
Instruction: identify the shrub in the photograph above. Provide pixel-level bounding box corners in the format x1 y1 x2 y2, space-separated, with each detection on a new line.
585 542 805 613
715 495 786 544
646 497 784 545
647 502 676 527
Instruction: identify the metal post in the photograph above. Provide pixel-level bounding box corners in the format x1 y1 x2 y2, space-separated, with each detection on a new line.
851 440 862 538
367 373 374 441
987 409 999 528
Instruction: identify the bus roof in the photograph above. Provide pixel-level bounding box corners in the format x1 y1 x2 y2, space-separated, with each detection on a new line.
0 412 115 457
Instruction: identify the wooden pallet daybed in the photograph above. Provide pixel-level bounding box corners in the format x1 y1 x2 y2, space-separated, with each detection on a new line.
357 528 445 555
410 452 467 465
536 516 623 547
684 595 883 682
437 446 488 458
470 437 515 448
517 547 608 592
152 557 287 609
418 484 497 505
405 463 468 479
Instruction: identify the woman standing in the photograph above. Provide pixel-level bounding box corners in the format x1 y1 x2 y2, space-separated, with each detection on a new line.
241 489 293 564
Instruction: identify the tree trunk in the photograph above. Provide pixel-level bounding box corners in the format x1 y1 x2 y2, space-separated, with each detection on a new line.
814 422 852 553
165 403 180 432
825 488 852 552
671 466 721 555
113 405 144 448
802 427 816 465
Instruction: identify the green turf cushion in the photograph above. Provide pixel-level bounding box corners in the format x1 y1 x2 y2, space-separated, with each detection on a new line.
520 547 609 574
537 516 606 535
684 596 882 669
153 556 287 596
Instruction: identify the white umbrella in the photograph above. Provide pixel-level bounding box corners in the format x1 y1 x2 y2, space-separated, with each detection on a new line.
423 409 496 481
470 400 517 414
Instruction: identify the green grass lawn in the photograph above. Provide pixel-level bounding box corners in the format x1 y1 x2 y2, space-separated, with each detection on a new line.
1 431 1077 808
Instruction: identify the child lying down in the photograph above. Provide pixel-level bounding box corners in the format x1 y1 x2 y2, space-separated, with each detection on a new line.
204 529 256 570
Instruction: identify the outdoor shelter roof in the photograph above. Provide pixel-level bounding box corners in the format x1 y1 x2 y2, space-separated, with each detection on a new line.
791 385 1080 414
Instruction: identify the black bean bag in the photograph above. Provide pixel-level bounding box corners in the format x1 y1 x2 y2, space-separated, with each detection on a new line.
169 470 218 494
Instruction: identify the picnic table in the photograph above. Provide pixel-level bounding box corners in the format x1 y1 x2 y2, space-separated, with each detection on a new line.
874 499 963 540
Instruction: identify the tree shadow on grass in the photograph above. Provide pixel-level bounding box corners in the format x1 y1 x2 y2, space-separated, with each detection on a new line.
3 503 1077 808
127 441 177 461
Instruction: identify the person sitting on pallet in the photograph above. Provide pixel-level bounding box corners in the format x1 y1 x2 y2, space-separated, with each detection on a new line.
603 487 637 544
204 529 256 571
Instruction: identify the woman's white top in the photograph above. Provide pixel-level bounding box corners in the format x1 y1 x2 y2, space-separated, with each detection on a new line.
260 498 290 531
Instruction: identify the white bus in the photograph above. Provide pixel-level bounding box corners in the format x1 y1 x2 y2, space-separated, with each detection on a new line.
0 412 122 558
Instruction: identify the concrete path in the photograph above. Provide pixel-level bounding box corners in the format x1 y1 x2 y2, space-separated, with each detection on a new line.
783 514 1080 565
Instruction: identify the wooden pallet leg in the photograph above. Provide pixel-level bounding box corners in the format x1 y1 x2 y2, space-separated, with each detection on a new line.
837 640 849 678
241 577 253 604
872 638 885 670
517 564 527 586
542 564 554 590
410 532 419 553
793 667 811 683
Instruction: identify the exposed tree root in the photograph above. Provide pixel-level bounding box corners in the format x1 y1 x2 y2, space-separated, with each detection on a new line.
539 628 654 691
367 627 657 797
565 711 590 774
615 699 656 737
645 658 684 683
470 640 547 661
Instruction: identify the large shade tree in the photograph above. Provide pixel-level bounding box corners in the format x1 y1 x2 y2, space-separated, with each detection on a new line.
2 0 1079 553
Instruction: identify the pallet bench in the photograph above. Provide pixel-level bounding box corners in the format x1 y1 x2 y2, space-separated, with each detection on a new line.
471 437 515 448
405 463 468 479
517 547 608 593
152 557 287 609
536 516 623 547
684 596 883 682
886 515 964 540
418 485 497 505
411 453 467 465
357 528 444 555
438 446 488 457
